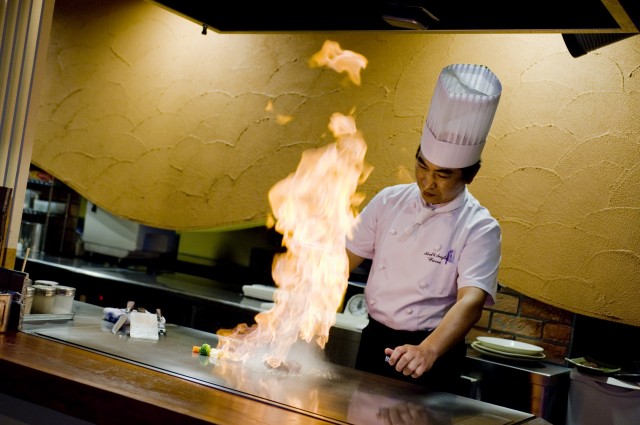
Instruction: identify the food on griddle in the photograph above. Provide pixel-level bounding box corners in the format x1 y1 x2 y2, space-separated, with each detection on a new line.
266 360 302 373
200 343 212 356
192 343 212 356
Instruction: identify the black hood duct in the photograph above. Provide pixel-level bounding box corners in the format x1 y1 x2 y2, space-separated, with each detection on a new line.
562 0 640 56
147 0 638 34
563 33 638 57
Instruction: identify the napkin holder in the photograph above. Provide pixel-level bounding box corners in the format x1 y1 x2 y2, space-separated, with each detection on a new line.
129 310 160 341
0 267 29 332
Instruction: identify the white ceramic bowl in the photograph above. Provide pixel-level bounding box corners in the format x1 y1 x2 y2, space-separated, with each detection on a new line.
476 336 543 355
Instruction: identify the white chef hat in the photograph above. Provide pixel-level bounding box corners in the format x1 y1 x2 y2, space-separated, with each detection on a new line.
420 64 502 168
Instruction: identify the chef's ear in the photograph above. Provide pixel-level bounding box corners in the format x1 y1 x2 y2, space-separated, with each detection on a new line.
462 160 481 184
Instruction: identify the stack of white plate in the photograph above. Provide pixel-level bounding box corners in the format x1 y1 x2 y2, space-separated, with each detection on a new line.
471 336 545 361
242 284 277 301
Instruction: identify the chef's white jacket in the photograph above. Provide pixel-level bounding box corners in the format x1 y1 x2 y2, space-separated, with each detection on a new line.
346 184 500 332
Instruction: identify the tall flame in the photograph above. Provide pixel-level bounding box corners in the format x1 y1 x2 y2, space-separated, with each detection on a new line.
216 41 371 370
217 113 370 368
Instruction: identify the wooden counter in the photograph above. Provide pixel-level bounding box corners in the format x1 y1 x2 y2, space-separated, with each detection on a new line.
0 330 337 425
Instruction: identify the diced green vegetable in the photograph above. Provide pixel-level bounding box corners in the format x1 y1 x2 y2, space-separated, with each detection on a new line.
199 343 211 356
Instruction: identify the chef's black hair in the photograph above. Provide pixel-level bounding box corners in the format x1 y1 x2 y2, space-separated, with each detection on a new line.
461 161 481 183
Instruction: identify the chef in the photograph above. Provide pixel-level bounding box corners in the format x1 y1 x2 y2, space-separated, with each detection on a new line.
346 63 503 393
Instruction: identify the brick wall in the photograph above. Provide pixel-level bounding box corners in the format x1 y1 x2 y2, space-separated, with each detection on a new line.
466 284 574 365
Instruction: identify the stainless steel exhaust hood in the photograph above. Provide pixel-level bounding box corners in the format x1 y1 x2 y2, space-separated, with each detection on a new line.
147 0 639 34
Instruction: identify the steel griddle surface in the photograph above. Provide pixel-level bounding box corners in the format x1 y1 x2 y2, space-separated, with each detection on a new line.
22 302 534 425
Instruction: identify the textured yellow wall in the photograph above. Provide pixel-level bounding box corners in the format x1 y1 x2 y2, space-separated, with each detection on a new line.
34 0 640 326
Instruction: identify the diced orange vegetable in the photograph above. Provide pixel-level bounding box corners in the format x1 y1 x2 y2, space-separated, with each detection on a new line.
192 345 200 353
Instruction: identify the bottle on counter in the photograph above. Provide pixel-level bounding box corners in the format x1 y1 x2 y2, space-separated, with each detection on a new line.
23 285 35 315
52 286 76 314
32 285 56 314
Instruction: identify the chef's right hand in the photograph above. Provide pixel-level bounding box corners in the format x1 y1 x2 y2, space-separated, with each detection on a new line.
384 344 437 379
377 402 427 425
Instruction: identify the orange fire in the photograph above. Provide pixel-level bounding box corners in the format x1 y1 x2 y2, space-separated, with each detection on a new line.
216 41 371 370
309 40 368 85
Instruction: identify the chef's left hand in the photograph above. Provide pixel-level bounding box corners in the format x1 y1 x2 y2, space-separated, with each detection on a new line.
384 345 436 379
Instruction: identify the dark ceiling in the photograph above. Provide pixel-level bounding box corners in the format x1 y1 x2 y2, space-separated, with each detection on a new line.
148 0 639 33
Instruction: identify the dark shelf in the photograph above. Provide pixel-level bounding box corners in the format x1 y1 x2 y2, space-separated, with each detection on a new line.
26 178 54 187
22 166 81 256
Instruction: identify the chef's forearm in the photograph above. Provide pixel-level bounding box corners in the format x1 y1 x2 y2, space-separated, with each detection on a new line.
418 286 486 358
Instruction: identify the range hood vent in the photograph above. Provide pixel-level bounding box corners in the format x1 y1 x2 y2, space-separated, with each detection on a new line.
148 0 639 34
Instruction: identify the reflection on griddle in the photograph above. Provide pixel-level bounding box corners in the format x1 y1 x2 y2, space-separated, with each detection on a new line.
211 340 338 412
348 383 513 425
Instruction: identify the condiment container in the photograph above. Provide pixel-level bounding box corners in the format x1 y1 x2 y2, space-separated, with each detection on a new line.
23 286 35 315
32 285 56 314
52 285 76 314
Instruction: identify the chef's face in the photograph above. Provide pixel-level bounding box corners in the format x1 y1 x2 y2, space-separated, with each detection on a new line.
415 152 467 205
